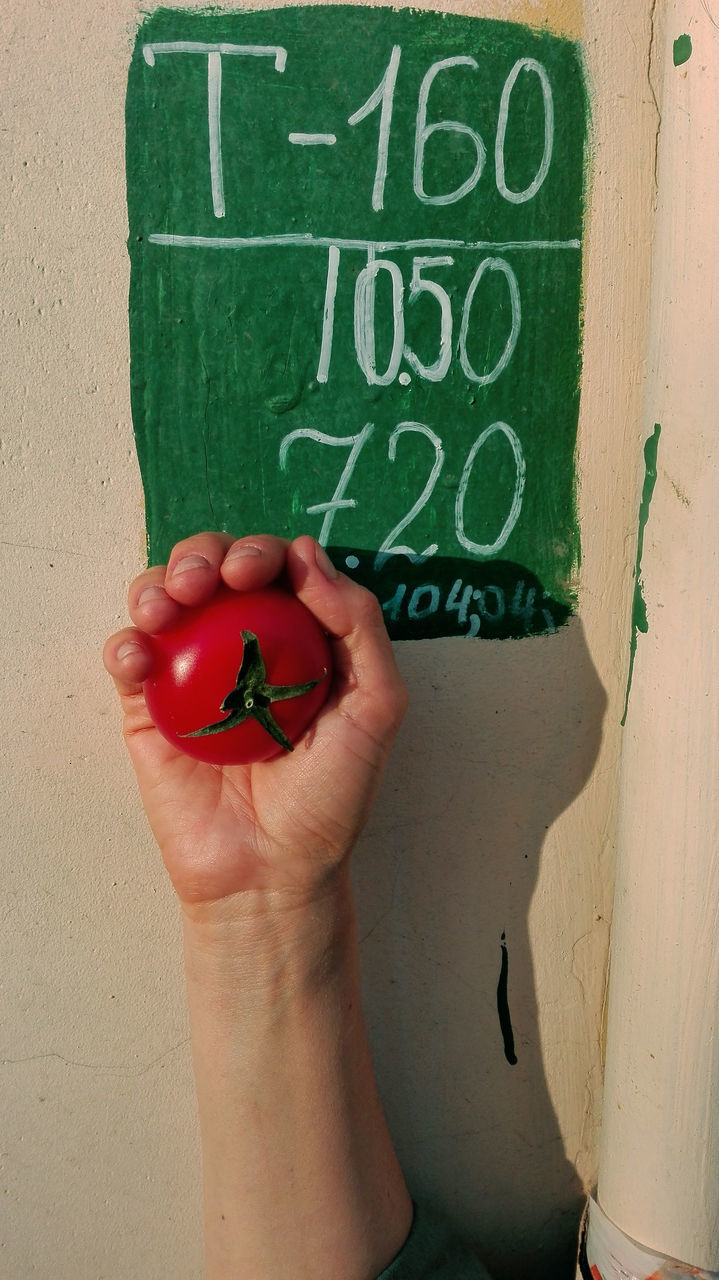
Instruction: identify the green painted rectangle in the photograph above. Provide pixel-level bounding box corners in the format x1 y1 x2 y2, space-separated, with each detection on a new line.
126 4 588 640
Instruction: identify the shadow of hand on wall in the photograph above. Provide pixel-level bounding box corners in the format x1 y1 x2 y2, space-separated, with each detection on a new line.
354 617 607 1280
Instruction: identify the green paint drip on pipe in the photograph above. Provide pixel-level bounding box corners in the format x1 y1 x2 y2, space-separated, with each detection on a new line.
673 34 692 66
621 424 661 727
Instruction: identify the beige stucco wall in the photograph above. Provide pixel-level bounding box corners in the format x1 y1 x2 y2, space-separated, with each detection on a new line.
1 2 658 1277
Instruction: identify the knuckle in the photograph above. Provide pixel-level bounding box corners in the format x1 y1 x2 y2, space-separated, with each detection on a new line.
368 669 409 739
170 532 208 556
353 585 387 632
168 531 227 565
387 677 410 731
129 565 164 602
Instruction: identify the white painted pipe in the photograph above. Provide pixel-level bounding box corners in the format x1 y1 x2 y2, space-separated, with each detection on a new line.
585 1198 719 1280
595 1 719 1270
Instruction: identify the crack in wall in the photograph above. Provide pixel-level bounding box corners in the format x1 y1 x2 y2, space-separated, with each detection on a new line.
701 0 719 32
199 354 217 524
570 918 611 1185
648 0 662 203
1 1038 190 1078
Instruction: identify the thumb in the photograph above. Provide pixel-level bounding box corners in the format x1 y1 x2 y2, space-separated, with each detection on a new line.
286 538 408 746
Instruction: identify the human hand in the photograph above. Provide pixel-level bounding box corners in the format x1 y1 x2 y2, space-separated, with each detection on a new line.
103 533 408 914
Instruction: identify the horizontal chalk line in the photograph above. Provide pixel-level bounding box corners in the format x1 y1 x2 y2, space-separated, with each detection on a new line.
148 232 581 252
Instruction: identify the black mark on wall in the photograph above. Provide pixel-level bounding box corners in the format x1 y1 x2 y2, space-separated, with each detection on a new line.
497 931 518 1066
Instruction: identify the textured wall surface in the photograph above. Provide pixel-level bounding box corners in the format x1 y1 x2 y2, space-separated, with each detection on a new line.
1 2 657 1277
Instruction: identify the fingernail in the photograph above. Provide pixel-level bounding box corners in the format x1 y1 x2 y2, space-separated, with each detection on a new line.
137 584 167 608
170 553 210 576
315 544 339 580
225 543 263 562
117 641 143 662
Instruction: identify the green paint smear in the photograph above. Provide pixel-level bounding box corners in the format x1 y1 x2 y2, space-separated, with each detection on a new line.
674 34 692 66
621 423 661 726
126 6 589 640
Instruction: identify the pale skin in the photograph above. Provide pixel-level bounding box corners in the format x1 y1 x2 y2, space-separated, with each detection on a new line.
103 531 414 1280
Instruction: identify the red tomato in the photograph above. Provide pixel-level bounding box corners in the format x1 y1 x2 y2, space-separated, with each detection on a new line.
143 585 332 764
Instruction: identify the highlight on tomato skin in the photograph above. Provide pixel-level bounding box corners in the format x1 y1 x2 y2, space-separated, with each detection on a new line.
142 586 332 765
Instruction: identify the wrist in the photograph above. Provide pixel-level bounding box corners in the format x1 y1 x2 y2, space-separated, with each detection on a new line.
180 868 358 1006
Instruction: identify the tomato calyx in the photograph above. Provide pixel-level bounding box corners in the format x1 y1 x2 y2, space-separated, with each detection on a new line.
180 628 327 754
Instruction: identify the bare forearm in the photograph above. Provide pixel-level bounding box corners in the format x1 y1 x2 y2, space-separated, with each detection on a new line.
182 875 413 1280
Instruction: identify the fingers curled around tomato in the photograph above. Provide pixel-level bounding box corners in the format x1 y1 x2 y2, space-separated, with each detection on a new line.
143 586 332 764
